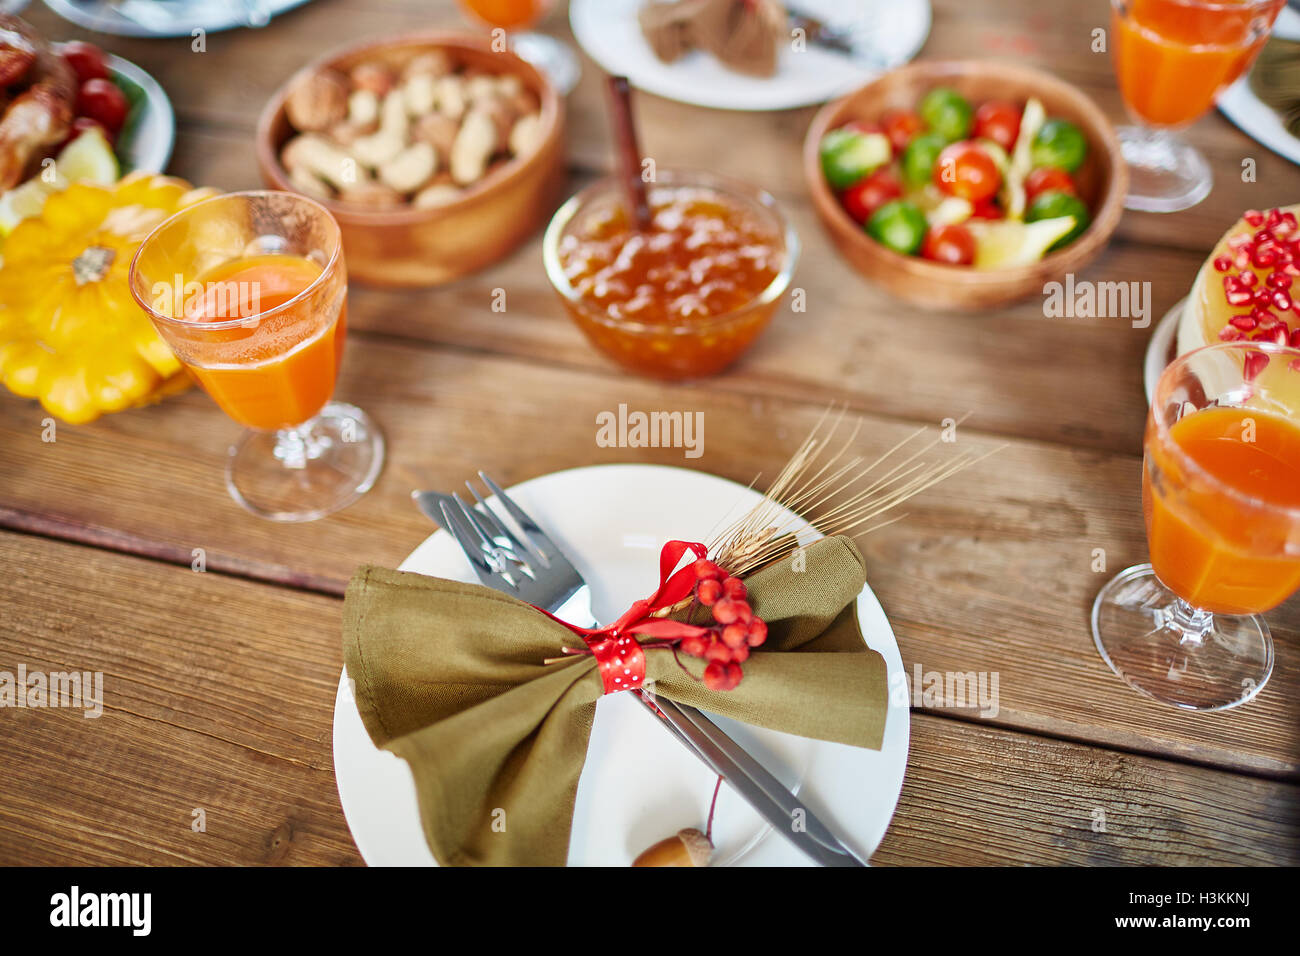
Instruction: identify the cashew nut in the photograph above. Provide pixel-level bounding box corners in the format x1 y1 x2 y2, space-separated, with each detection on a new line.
508 112 544 157
284 68 349 132
281 133 363 192
450 107 498 185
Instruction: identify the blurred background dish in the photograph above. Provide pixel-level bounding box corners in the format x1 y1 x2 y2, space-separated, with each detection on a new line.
570 0 931 111
257 31 565 287
41 0 310 36
1217 5 1300 166
107 53 174 173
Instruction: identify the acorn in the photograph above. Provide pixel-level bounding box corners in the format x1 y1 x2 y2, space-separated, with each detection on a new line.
632 827 713 867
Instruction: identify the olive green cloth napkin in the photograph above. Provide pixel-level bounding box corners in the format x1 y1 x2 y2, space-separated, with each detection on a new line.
342 535 887 867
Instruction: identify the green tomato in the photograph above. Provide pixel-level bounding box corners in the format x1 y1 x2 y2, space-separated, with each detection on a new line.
866 199 928 256
918 87 973 142
820 128 892 189
901 132 948 187
1025 189 1090 249
1031 118 1087 173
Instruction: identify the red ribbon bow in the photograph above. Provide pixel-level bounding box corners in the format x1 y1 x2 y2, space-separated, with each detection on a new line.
537 540 718 694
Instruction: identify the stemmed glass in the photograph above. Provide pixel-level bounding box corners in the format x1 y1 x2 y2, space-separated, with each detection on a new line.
1109 0 1284 212
1092 342 1300 710
458 0 580 94
129 190 384 522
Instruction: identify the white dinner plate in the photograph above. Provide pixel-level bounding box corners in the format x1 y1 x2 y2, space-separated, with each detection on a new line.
107 54 175 174
1217 7 1300 167
569 0 931 112
1144 296 1185 405
333 463 910 866
42 0 313 37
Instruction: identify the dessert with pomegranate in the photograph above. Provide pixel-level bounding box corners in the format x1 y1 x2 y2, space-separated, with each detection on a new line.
1177 204 1300 357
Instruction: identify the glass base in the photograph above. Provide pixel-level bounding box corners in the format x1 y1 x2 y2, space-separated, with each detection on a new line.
1091 564 1273 711
511 32 580 95
1117 125 1213 213
225 401 385 522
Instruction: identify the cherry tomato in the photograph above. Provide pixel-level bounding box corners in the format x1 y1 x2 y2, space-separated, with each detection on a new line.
1025 166 1076 203
972 100 1021 152
60 41 109 83
933 141 1001 202
970 197 1003 220
76 78 129 136
844 119 885 138
841 167 903 224
922 223 977 266
881 110 925 152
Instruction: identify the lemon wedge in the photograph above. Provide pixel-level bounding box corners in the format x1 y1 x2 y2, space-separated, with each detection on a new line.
0 178 61 236
969 215 1076 269
55 128 120 186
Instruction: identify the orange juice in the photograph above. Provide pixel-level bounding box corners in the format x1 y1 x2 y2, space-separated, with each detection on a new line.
1112 0 1282 126
182 254 346 430
1144 405 1300 614
460 0 549 29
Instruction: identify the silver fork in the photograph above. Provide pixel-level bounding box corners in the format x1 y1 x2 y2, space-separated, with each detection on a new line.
414 473 867 867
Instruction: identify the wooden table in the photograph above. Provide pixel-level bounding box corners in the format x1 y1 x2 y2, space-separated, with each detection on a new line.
2 0 1298 867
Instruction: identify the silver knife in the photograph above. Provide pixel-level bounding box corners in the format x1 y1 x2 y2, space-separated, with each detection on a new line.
414 489 869 867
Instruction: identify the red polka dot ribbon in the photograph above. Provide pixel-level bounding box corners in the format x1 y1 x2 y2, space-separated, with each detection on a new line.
534 540 718 695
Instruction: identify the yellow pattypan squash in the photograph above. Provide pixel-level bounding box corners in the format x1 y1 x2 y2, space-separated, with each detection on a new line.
0 171 220 424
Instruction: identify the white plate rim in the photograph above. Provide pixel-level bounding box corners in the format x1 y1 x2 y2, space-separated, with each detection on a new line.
106 54 175 174
568 0 932 112
1144 296 1185 406
42 0 314 37
1216 7 1300 167
332 462 911 866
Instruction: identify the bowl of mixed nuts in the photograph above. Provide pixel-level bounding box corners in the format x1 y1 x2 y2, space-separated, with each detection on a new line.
256 32 565 287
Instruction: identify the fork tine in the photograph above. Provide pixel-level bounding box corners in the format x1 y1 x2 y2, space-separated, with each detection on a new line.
467 480 546 567
454 492 514 560
479 472 562 566
440 500 515 590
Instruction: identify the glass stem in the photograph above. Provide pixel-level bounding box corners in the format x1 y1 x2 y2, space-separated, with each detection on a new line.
1167 597 1215 646
271 419 324 470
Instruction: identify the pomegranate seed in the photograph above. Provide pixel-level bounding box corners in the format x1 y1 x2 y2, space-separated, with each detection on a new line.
1244 352 1271 380
1290 359 1300 373
1266 325 1289 345
1251 306 1276 324
1272 290 1293 312
1254 287 1274 306
1235 249 1252 270
1252 245 1278 269
1244 209 1265 227
1267 208 1283 226
1281 262 1300 277
1214 255 1233 272
1239 270 1259 287
1226 287 1254 306
1267 272 1292 290
1218 326 1245 342
1291 328 1300 348
1228 232 1253 251
1230 314 1258 331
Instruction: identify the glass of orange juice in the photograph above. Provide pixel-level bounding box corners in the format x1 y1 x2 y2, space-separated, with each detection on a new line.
458 0 579 93
1093 341 1300 710
1110 0 1283 212
129 191 384 522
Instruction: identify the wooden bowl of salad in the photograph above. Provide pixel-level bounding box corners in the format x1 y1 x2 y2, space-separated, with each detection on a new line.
804 60 1127 310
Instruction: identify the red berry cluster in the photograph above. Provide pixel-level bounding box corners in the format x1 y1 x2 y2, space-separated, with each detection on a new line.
1211 208 1300 375
677 558 768 692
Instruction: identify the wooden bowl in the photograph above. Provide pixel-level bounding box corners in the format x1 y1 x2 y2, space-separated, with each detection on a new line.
804 60 1127 311
257 32 565 288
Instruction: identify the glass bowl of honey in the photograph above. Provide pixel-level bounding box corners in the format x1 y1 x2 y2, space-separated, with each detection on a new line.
543 168 798 380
